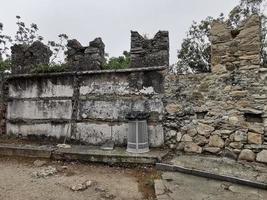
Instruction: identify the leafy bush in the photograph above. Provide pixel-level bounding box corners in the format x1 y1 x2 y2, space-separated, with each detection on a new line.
103 51 130 70
31 63 68 73
0 59 11 72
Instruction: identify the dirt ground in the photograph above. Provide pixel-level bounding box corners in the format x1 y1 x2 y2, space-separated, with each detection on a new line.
0 157 159 200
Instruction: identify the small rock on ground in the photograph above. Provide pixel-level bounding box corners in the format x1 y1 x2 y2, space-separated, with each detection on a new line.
71 180 93 191
33 160 47 167
32 166 57 178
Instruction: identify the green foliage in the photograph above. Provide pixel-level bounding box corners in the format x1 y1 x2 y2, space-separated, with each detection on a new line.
0 59 11 72
31 63 68 73
176 0 267 73
228 0 265 27
177 16 217 73
104 51 130 70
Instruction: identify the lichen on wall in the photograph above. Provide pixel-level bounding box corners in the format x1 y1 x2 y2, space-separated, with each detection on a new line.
6 67 166 147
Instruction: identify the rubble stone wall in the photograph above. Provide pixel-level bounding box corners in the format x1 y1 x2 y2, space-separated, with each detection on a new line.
65 38 105 71
163 15 267 164
210 15 261 72
130 31 169 68
11 41 53 74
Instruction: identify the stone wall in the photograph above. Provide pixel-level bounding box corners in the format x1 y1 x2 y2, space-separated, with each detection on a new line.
163 15 267 164
130 31 169 68
10 38 106 74
164 68 267 162
65 38 105 71
210 15 261 72
3 16 267 164
11 41 52 74
6 67 165 147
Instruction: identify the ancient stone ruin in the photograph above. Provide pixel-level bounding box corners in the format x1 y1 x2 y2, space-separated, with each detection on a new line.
210 15 261 72
11 41 52 74
164 15 267 163
65 38 105 71
1 15 267 165
130 31 169 68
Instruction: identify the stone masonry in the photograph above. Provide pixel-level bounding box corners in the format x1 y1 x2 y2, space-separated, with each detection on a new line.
164 15 267 164
210 15 261 72
6 66 165 147
130 31 169 68
65 38 105 71
11 41 53 74
2 15 267 165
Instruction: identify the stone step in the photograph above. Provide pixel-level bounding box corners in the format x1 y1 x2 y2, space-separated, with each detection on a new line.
0 143 168 165
0 144 54 158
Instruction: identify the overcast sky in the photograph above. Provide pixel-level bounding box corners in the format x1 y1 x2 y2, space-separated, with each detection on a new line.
0 0 239 63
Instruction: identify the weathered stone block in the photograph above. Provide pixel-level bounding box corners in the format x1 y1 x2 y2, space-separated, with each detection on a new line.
256 150 267 164
196 123 214 137
248 132 262 144
181 134 193 142
233 130 247 142
165 103 181 115
203 147 221 154
209 135 224 148
8 76 74 98
7 122 69 138
184 143 202 154
238 149 255 162
75 122 164 147
7 100 72 120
